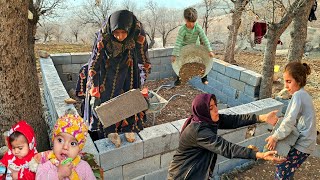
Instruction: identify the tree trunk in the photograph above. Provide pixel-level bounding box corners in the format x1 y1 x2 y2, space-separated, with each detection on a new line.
224 0 249 63
287 0 314 62
0 0 49 151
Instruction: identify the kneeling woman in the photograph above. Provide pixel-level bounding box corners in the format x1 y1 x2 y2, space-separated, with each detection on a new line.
167 94 285 180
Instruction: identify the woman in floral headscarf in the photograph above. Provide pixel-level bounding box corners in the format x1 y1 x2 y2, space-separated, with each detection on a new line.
84 10 151 144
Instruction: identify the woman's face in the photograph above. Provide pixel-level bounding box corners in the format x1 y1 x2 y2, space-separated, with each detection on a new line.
112 29 128 41
209 99 219 122
283 71 300 95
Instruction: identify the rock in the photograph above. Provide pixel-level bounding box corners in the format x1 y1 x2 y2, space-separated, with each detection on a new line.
64 98 77 104
277 88 291 100
125 132 135 143
38 50 50 58
108 133 121 148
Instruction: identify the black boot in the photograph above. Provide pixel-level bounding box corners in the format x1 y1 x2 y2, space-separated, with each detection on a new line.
201 75 208 85
174 77 181 86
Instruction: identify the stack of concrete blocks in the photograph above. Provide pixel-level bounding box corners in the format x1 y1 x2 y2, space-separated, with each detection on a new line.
40 57 99 164
189 58 262 107
51 53 91 92
146 47 176 81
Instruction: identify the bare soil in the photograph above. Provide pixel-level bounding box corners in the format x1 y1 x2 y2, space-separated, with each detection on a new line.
35 43 320 179
179 62 205 83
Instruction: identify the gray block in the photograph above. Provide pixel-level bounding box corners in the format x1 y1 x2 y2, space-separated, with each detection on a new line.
255 123 273 136
207 70 218 80
208 79 223 91
95 133 143 170
62 64 82 73
221 126 247 143
51 53 71 65
166 47 174 56
214 90 228 104
212 59 230 74
54 65 63 75
229 103 263 115
104 166 123 180
190 76 205 91
160 71 174 79
238 92 258 104
171 118 187 133
148 72 160 80
123 155 160 180
147 49 155 58
82 136 99 165
151 57 162 65
244 84 260 97
151 64 161 73
216 72 231 85
251 98 283 114
71 52 90 64
225 65 246 80
161 57 171 65
139 123 179 158
230 78 246 92
254 133 270 151
240 70 262 86
222 85 237 98
227 97 242 107
144 168 168 180
161 151 176 168
218 108 235 115
95 89 148 128
153 48 169 57
217 158 251 175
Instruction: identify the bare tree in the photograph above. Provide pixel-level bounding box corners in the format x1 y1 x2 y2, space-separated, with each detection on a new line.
157 8 181 47
143 0 160 48
287 0 314 62
122 0 137 12
201 0 221 35
0 0 49 151
77 0 116 27
224 0 250 63
38 21 55 42
259 0 310 98
53 24 64 43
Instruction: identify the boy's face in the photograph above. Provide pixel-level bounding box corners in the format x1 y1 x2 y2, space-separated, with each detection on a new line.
11 135 29 159
53 132 80 162
185 19 195 29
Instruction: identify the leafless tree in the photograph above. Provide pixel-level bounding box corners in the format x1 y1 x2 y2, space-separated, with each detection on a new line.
259 0 310 98
157 8 181 47
53 24 64 43
38 21 55 42
201 0 221 35
121 0 137 12
77 0 116 27
143 0 160 48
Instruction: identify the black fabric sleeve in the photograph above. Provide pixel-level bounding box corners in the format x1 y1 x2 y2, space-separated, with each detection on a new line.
218 114 258 129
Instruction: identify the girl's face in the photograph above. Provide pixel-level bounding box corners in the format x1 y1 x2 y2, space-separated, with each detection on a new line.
10 135 29 159
112 29 128 42
283 71 301 95
185 20 195 29
209 99 219 122
53 132 80 162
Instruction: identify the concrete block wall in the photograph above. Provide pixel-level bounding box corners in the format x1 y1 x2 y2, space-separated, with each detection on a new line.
50 48 176 92
190 59 262 106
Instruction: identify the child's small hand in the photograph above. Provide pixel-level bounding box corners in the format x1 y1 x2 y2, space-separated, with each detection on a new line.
58 162 73 179
171 56 176 63
265 136 277 150
9 168 18 180
209 51 215 58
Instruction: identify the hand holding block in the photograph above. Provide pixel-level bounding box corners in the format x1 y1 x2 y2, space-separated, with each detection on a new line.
95 89 148 128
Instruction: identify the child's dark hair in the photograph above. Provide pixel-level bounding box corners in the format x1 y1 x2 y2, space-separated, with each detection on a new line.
9 131 24 144
184 7 198 22
284 62 311 87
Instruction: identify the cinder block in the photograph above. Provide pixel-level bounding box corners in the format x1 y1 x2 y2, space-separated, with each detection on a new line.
189 76 205 91
63 81 77 92
104 166 123 180
217 158 251 175
139 123 179 158
237 134 257 147
225 65 246 80
51 53 71 65
208 79 223 91
227 97 242 107
161 57 171 65
166 47 174 56
144 168 168 180
212 59 230 74
161 151 176 168
240 70 262 86
254 133 270 151
214 90 228 104
203 84 218 95
82 136 99 165
62 64 82 73
160 71 174 79
255 123 273 137
148 72 160 81
229 103 264 115
238 92 258 104
95 133 143 170
216 72 231 85
151 64 161 72
244 84 260 97
151 57 162 65
171 118 187 133
123 155 160 180
54 65 63 74
275 97 290 115
250 98 283 114
218 108 235 115
147 49 155 58
221 126 247 143
207 70 217 80
230 78 245 92
153 48 168 57
222 85 237 98
71 52 90 64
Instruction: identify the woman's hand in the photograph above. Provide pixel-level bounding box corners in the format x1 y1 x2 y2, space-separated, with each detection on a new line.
265 136 278 150
256 151 286 164
259 110 278 126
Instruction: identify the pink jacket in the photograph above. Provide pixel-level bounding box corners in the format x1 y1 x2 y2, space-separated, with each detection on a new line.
36 160 96 180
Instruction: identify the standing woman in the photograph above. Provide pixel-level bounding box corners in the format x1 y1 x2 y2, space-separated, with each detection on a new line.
167 94 286 180
84 10 151 144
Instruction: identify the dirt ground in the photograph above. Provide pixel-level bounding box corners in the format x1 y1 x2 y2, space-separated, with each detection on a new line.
36 44 320 179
